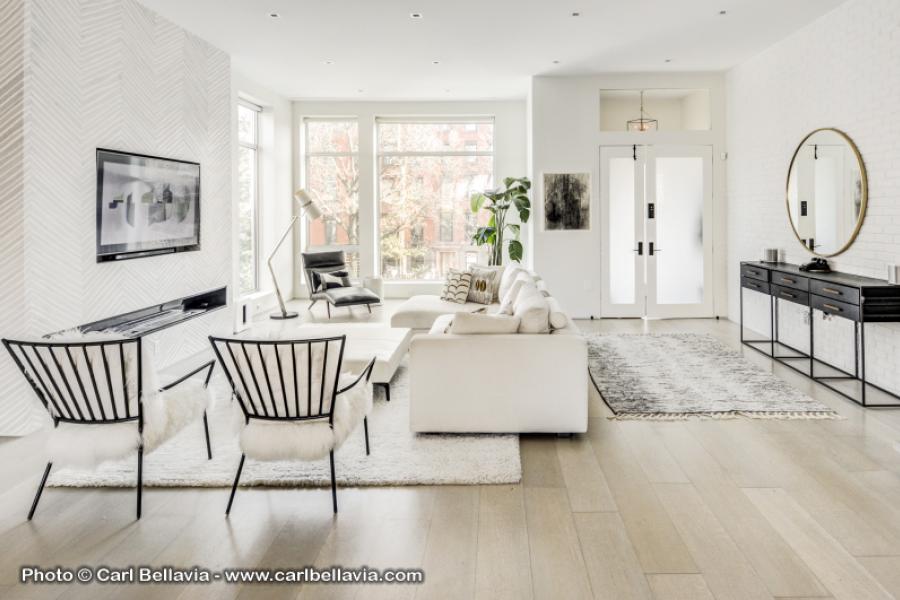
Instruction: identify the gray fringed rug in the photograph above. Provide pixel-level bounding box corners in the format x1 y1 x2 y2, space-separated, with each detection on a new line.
48 366 521 488
586 333 839 420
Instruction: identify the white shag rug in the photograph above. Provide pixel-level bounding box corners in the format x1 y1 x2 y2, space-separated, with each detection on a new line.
586 332 839 420
48 366 521 487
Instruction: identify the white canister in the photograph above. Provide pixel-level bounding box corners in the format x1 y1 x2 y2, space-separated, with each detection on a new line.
762 248 780 263
888 265 900 285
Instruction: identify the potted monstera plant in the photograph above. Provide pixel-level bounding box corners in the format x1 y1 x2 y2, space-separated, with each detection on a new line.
470 177 531 266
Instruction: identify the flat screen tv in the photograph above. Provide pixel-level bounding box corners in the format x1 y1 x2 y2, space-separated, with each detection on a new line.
96 149 201 262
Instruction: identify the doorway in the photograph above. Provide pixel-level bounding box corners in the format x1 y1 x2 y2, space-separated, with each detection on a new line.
600 145 713 318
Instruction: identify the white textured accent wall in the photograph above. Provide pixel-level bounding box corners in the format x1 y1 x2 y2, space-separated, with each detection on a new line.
0 0 34 434
0 0 231 435
727 0 900 392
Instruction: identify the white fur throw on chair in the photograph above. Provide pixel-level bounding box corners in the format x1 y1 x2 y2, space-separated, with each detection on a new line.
41 332 210 468
237 375 373 461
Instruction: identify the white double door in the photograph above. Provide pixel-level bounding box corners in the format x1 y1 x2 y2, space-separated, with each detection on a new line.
601 145 713 318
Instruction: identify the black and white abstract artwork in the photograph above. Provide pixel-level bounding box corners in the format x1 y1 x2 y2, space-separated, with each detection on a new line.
544 173 590 230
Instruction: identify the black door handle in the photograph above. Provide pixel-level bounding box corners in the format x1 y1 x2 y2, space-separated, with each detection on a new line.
634 242 643 256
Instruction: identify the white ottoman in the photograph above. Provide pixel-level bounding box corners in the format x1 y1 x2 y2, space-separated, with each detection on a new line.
295 324 412 401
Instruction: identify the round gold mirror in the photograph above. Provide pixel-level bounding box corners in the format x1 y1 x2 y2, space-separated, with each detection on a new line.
786 128 867 257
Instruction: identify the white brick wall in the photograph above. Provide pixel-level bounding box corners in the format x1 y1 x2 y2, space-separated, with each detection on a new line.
727 0 900 394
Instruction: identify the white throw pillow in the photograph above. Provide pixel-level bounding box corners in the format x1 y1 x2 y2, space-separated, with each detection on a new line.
429 314 456 334
440 269 473 304
449 312 521 334
498 266 525 301
514 286 551 334
546 296 569 330
499 272 536 313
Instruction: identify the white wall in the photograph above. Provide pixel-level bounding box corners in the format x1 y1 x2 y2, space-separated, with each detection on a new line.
291 100 527 298
530 73 727 318
0 0 232 435
232 73 294 319
727 0 900 394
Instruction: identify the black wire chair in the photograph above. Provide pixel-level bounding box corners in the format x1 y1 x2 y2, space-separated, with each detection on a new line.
209 334 375 514
1 337 214 520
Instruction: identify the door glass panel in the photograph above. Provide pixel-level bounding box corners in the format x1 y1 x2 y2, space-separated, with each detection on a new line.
655 157 703 304
609 158 636 304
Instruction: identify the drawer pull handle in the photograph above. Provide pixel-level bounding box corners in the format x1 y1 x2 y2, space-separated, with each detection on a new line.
748 283 759 289
780 291 796 299
823 303 842 312
781 277 796 284
748 270 759 275
822 287 842 295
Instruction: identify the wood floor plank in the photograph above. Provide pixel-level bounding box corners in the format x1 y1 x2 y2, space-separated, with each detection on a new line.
587 417 698 575
573 512 652 600
521 437 565 487
556 435 617 512
617 422 689 484
646 574 715 600
414 486 479 600
744 487 893 600
474 485 532 600
657 425 828 598
524 487 593 600
653 483 772 600
857 557 900 599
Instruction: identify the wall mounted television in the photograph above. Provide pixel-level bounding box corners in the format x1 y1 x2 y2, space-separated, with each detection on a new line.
96 149 201 262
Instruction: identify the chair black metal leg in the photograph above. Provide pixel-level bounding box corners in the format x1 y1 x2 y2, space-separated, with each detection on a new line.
326 303 331 319
226 454 245 515
364 416 370 456
28 462 52 520
136 446 144 520
366 304 372 314
309 300 317 310
384 384 390 402
202 411 212 460
329 450 338 513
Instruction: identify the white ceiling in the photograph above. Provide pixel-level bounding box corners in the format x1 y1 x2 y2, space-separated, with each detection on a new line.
138 0 845 101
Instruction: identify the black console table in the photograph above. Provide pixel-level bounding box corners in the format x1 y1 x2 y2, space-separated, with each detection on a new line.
740 261 900 408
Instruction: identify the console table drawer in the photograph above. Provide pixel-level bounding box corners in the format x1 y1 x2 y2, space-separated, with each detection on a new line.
772 284 809 306
811 295 861 321
810 280 860 305
772 271 808 291
741 265 768 282
741 277 770 294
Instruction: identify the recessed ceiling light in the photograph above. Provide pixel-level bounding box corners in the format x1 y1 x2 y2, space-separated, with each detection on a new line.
719 9 727 15
357 88 364 93
432 60 440 65
268 12 280 18
552 60 560 64
324 60 334 65
571 11 581 17
665 58 672 63
410 12 423 19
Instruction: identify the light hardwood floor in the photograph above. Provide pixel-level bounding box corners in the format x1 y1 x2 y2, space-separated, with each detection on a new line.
2 307 900 599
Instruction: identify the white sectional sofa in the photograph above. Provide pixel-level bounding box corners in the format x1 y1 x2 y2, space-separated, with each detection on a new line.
391 267 588 434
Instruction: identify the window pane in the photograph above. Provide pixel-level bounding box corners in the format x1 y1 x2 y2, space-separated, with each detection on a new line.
306 155 359 246
378 122 493 153
238 105 257 145
379 155 493 281
608 157 635 304
237 145 257 295
306 120 359 153
656 157 704 304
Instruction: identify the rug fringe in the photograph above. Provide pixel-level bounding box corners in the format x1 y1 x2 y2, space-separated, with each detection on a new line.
607 410 841 421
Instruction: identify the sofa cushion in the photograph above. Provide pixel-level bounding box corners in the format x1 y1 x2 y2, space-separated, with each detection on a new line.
324 286 381 306
429 314 456 335
391 295 486 330
514 286 550 334
546 296 569 330
499 273 536 314
440 269 473 304
498 265 525 301
449 312 521 334
466 266 502 304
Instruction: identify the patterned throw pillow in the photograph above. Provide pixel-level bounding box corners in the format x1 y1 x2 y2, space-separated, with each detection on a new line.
440 269 473 304
467 266 502 305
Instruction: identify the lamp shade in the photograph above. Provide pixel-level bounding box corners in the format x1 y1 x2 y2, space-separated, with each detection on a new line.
294 188 322 220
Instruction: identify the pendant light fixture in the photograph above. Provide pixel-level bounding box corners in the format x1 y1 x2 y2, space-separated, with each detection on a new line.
626 90 658 132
